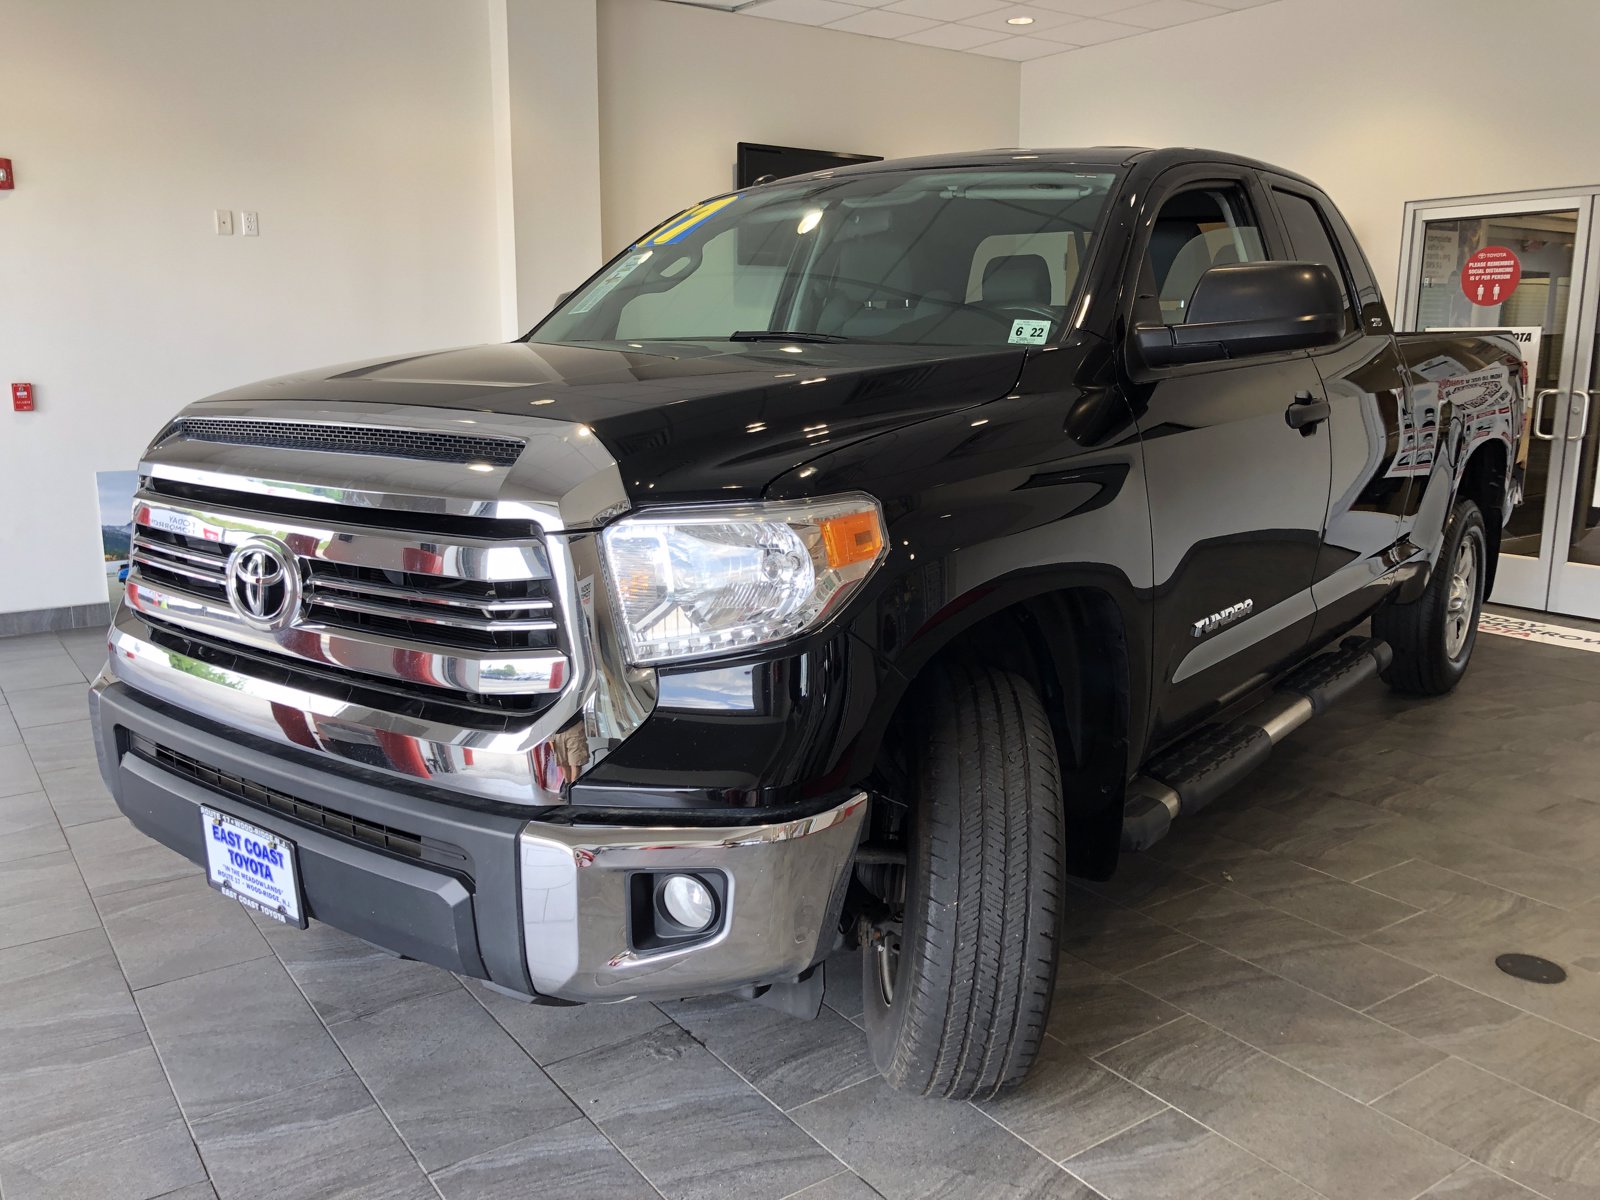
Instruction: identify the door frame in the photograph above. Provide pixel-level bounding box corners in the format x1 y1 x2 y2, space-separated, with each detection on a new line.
1395 187 1598 616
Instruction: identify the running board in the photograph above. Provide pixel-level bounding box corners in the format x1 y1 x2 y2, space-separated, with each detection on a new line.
1120 637 1392 852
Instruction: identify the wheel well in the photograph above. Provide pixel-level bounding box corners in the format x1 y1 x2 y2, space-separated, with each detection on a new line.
1457 440 1508 593
874 589 1131 880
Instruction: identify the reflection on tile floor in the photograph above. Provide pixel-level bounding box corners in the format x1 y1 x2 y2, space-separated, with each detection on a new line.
2 625 1599 1199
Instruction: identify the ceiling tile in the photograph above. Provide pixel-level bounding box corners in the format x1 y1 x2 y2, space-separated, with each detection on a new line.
959 4 1079 32
1030 14 1141 41
1024 0 1148 15
884 0 1010 20
968 34 1075 58
826 7 941 34
1113 0 1224 28
897 22 1012 48
840 0 905 7
1204 0 1280 7
741 0 865 24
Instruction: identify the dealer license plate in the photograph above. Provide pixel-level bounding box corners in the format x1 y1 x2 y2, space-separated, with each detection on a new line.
201 807 306 928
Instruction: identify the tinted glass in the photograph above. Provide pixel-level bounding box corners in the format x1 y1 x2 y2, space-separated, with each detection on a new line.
533 169 1120 348
1144 185 1268 326
1274 190 1355 332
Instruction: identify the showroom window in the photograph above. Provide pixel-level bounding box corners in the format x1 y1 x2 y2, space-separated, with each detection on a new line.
1273 189 1357 334
1145 184 1267 325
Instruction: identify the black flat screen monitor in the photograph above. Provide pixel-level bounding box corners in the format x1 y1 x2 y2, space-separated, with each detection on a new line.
736 142 882 189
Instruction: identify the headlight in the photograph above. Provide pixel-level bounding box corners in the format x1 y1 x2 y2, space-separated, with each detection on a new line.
600 494 887 666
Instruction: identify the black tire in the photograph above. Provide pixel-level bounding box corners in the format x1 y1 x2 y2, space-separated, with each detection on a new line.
861 658 1064 1100
1374 498 1487 696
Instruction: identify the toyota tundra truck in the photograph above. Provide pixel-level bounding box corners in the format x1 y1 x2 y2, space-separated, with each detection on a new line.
90 147 1523 1099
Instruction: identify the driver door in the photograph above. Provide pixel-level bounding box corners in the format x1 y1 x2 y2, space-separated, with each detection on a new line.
1121 168 1335 747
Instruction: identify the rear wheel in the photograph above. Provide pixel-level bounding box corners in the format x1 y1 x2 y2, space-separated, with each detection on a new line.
860 658 1064 1099
1374 498 1487 695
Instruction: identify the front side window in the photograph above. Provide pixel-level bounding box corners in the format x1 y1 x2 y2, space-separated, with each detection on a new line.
1272 189 1356 334
1143 184 1268 326
532 169 1120 349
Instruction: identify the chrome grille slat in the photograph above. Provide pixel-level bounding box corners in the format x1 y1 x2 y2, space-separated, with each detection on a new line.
130 550 226 588
308 574 553 614
173 417 525 467
308 593 558 633
136 539 228 569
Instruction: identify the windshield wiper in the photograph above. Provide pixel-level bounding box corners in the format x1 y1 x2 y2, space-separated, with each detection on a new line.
730 330 850 344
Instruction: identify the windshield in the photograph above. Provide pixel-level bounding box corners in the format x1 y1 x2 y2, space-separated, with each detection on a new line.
531 167 1120 349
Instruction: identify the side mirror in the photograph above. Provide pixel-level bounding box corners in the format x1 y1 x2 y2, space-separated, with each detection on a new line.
1134 261 1344 368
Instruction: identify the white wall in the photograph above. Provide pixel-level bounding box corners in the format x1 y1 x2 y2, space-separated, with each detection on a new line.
498 0 604 332
597 0 1020 254
1 0 1018 619
0 0 503 616
1020 0 1600 307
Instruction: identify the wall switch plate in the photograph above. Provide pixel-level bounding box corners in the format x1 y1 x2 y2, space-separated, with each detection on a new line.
241 210 259 237
215 209 234 236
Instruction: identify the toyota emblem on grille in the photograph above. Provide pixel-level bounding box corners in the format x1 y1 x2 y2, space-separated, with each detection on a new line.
225 539 301 630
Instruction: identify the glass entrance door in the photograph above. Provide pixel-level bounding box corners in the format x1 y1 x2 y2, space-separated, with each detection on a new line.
1397 191 1600 619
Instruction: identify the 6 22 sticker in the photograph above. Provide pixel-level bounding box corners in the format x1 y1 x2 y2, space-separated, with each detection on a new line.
1008 318 1051 345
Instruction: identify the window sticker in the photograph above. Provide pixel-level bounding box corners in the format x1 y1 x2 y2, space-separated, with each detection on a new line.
1008 318 1051 346
637 195 739 247
568 251 653 315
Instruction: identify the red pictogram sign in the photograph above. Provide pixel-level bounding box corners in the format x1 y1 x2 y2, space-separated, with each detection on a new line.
1461 246 1522 307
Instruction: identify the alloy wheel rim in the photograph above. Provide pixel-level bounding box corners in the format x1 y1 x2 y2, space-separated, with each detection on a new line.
1445 534 1478 660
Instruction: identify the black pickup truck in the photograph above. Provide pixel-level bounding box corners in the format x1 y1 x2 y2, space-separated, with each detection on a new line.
92 147 1522 1100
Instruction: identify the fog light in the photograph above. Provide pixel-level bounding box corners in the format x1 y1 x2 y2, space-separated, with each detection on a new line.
661 874 716 931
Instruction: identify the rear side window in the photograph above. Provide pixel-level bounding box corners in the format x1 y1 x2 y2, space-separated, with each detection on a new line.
1272 190 1356 334
1144 185 1268 326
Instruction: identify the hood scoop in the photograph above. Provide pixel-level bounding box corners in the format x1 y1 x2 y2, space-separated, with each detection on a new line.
172 417 526 468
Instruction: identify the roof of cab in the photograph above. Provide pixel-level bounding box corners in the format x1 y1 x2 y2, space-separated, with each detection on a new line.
754 146 1317 190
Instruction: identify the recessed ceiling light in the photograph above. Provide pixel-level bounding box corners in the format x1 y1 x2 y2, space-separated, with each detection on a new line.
1007 15 1034 24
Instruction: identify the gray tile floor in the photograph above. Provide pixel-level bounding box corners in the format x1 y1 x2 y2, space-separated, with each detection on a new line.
2 623 1599 1200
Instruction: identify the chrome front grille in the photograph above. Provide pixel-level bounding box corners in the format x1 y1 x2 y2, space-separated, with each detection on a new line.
124 489 570 706
107 399 655 806
131 525 560 653
172 418 525 467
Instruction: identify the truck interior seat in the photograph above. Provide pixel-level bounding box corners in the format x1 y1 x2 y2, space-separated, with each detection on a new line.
981 254 1052 307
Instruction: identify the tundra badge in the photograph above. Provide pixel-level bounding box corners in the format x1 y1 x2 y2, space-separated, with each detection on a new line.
1193 599 1254 638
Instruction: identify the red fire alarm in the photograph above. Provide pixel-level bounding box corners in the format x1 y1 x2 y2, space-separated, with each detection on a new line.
0 159 13 190
12 383 34 411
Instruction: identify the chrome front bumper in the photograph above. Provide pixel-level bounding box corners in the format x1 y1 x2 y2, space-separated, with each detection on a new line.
520 793 868 1001
93 667 867 1004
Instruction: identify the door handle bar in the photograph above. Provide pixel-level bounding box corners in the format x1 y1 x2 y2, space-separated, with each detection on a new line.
1531 387 1561 441
1286 391 1330 433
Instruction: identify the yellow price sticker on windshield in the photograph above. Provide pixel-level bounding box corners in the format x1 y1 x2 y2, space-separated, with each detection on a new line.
638 195 739 247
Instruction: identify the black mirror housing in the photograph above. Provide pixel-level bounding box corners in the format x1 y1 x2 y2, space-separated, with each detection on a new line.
1135 261 1344 368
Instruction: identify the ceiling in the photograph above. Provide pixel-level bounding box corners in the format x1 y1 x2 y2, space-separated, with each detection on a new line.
665 0 1282 61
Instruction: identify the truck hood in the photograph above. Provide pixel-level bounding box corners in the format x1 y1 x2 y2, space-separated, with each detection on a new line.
200 339 1028 501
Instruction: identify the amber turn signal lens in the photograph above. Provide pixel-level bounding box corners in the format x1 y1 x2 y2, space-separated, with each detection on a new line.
819 509 884 569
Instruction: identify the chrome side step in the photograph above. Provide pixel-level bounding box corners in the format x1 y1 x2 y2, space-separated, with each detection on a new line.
1120 637 1392 852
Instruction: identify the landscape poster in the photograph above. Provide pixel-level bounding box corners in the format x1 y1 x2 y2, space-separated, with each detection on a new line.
97 470 139 603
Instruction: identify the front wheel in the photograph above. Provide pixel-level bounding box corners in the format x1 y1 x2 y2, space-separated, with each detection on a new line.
1374 498 1488 695
860 659 1064 1099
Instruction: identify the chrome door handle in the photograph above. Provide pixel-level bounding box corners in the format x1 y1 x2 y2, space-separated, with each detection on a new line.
1531 387 1561 440
1571 390 1593 441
